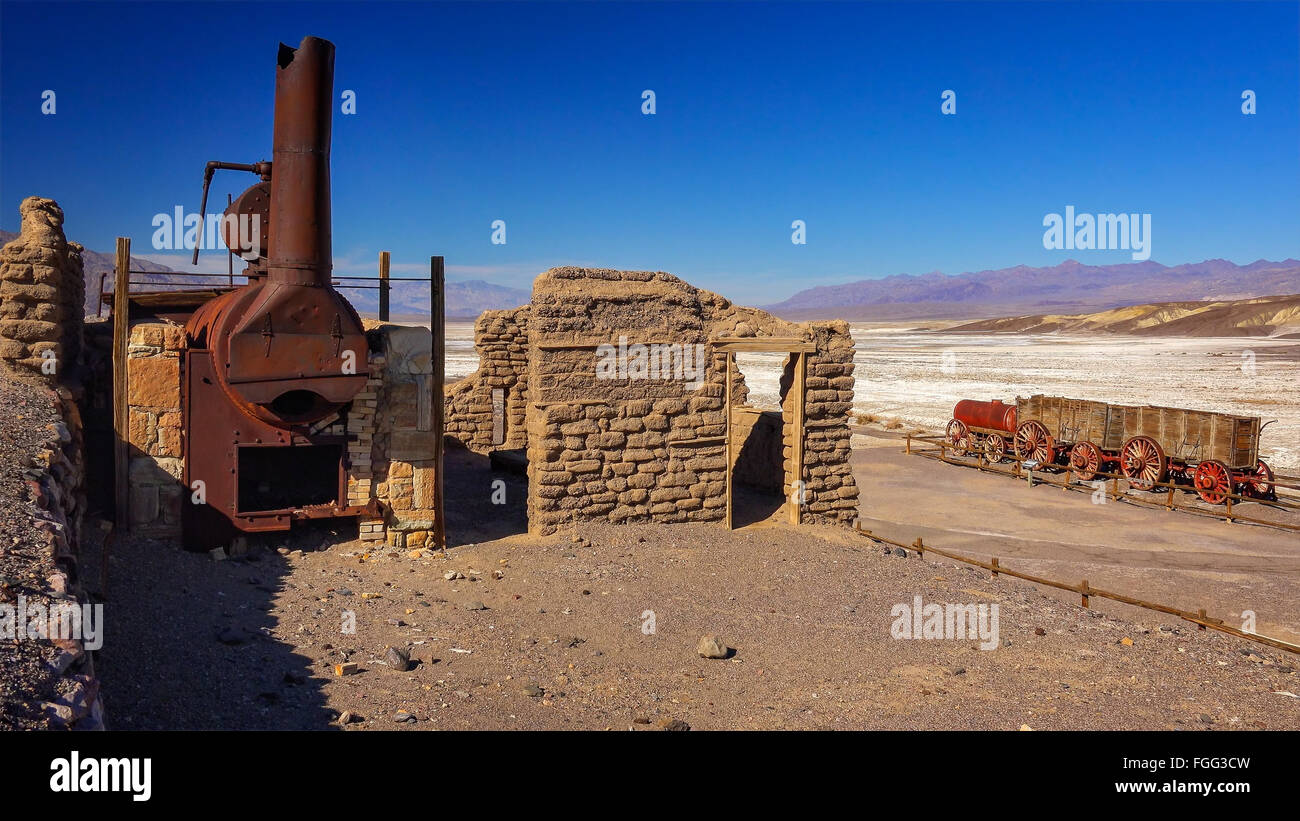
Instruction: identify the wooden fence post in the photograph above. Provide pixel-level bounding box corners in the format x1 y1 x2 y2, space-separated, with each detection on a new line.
378 251 391 322
112 237 131 532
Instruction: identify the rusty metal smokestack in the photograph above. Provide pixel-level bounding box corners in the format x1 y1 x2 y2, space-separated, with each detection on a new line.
269 36 334 287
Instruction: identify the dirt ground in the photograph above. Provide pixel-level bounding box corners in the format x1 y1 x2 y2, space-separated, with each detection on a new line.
92 442 1300 731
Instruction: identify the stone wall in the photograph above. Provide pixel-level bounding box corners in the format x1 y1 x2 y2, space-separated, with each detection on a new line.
124 321 185 538
792 321 859 526
28 386 101 729
445 306 529 453
366 325 439 548
0 197 85 380
519 267 859 534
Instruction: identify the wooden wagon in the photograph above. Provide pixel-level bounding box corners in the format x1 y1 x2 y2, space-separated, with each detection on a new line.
1010 394 1274 503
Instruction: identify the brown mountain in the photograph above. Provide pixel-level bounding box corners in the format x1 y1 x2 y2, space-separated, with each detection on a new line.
765 258 1300 320
946 293 1300 338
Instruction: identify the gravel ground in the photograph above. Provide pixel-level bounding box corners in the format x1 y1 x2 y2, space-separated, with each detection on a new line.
0 368 66 730
94 448 1300 731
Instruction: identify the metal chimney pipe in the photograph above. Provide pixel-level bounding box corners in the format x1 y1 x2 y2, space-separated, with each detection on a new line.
268 36 334 287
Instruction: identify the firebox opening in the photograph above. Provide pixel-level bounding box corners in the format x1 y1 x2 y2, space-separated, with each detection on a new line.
237 444 342 512
267 389 335 422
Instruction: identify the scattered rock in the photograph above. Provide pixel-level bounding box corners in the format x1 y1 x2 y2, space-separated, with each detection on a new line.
394 711 416 723
1034 627 1047 636
697 635 730 659
656 718 691 731
337 710 362 725
522 683 544 697
384 646 412 672
1199 714 1214 724
209 547 227 562
216 628 245 645
1120 637 1134 647
464 600 487 611
334 662 359 677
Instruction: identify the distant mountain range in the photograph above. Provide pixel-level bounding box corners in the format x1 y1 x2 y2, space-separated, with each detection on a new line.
947 293 1300 338
764 258 1300 320
0 230 531 320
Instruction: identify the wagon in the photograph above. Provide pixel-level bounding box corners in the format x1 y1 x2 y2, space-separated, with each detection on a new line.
1010 394 1275 503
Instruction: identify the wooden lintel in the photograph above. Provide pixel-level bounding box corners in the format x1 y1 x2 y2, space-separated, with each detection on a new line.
712 340 816 353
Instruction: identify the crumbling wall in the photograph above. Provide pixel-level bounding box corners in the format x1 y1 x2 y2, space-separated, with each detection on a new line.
452 267 859 535
797 321 859 525
445 306 529 453
0 197 85 380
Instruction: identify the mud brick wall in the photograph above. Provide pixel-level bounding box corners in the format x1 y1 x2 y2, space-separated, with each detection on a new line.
0 197 85 380
445 306 529 453
797 321 859 525
125 321 185 537
346 348 384 542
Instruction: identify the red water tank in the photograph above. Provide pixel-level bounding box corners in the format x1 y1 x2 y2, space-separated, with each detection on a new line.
953 399 1017 432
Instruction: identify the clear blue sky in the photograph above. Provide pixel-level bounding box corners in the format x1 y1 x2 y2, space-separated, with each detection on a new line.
2 0 1297 304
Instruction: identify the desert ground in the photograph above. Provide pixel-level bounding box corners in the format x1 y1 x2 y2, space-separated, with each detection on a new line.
92 433 1300 731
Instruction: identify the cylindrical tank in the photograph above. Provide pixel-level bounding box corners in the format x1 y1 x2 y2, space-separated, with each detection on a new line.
953 399 1017 432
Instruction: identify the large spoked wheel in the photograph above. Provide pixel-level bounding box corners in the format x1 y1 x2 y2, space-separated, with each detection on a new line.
984 433 1007 464
1120 436 1167 491
945 419 968 452
1069 441 1102 482
953 435 971 457
1193 459 1233 505
1013 420 1054 465
1241 459 1275 500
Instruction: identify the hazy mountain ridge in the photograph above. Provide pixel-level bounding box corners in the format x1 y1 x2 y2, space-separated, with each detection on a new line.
765 258 1300 320
945 293 1300 338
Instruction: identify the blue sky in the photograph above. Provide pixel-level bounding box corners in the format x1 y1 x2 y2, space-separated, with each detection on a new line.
2 0 1297 304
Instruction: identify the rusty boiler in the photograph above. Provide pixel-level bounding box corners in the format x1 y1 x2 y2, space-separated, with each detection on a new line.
182 36 374 547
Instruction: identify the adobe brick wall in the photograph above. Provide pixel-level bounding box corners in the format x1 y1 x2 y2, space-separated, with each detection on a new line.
0 197 85 380
445 306 528 453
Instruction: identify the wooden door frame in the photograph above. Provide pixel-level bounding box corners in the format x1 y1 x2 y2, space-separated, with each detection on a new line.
714 339 815 530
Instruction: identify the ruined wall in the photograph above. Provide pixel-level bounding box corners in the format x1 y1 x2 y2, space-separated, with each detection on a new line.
445 306 529 453
125 321 185 537
367 325 439 548
448 267 859 535
790 321 859 526
0 197 85 380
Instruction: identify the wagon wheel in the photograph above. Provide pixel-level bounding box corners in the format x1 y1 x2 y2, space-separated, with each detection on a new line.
952 434 971 458
1192 459 1233 505
1120 436 1166 491
984 433 1007 464
945 419 968 449
1241 459 1275 500
1013 420 1053 464
1069 441 1101 482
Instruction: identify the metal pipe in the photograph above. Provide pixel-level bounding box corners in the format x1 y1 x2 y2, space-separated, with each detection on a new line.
268 36 334 287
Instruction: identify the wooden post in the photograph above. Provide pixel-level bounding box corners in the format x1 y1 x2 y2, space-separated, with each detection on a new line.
991 557 999 578
788 351 805 526
378 251 391 322
112 238 130 532
724 351 733 530
430 256 445 549
912 537 924 559
1080 579 1090 608
1197 608 1207 630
